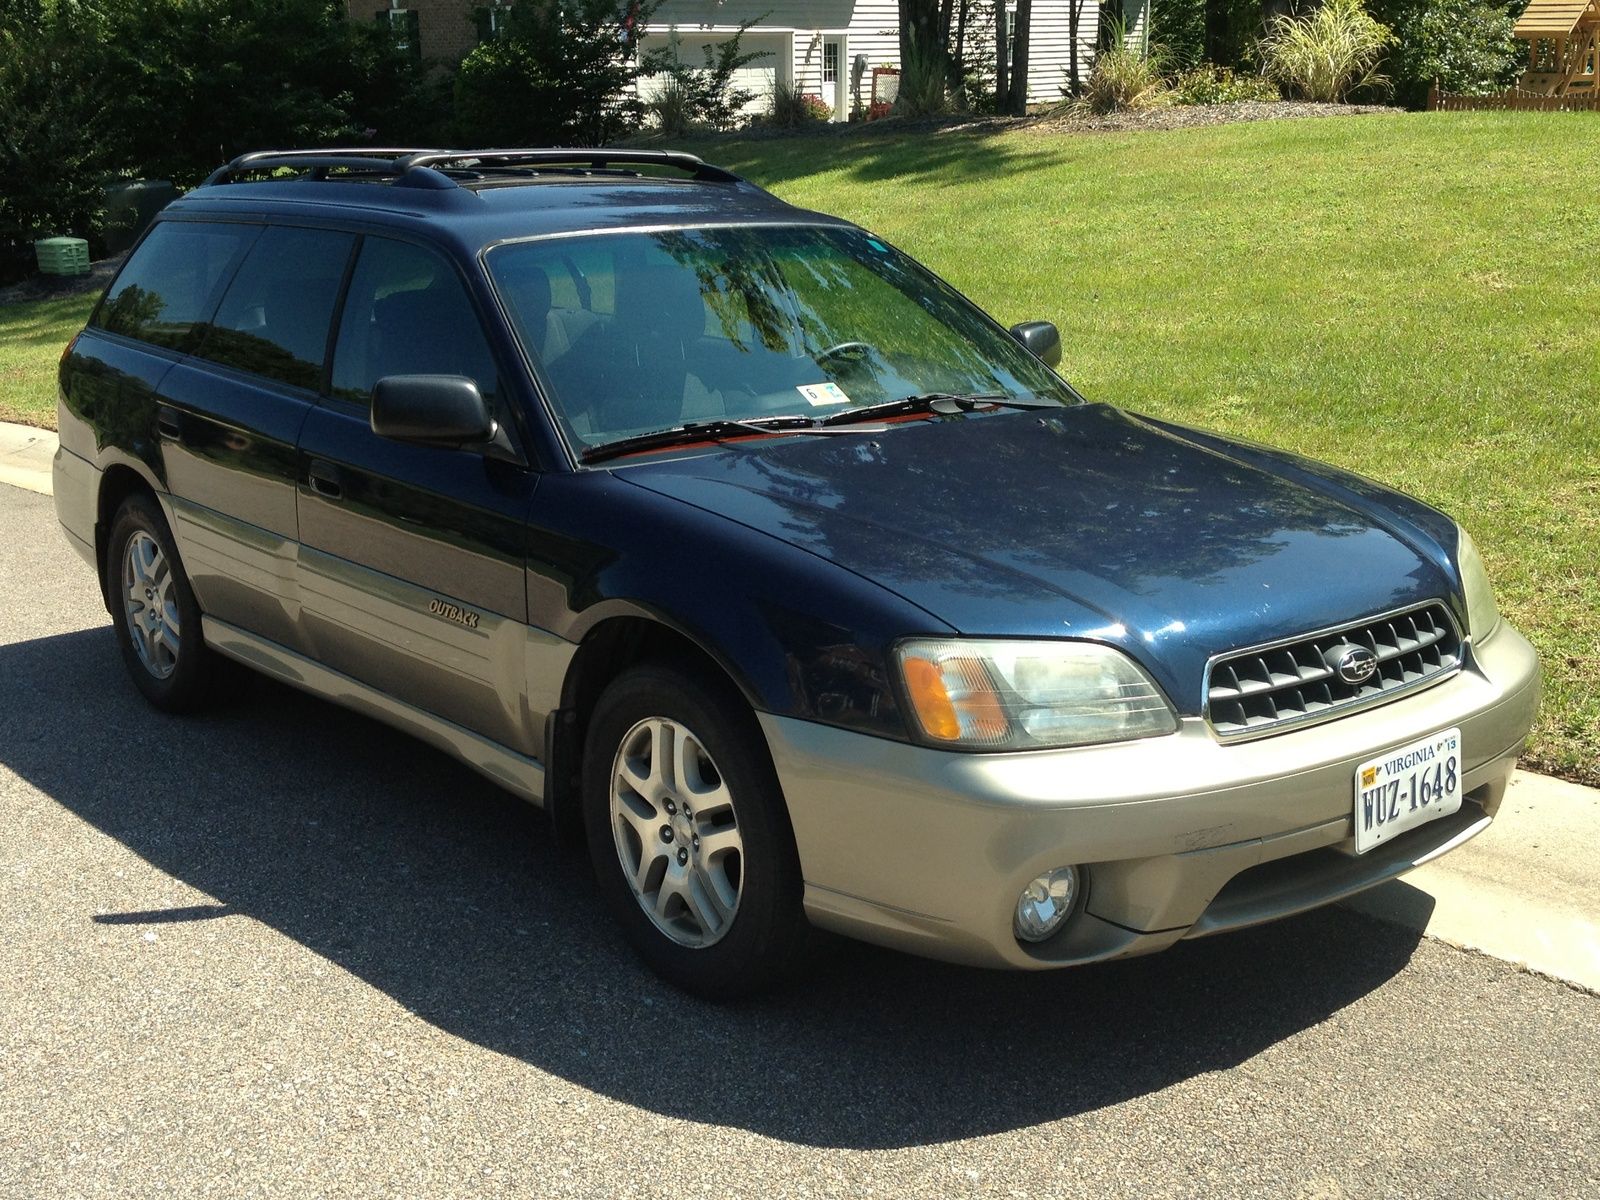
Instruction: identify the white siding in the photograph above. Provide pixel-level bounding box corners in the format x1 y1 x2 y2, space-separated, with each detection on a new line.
1011 1 1100 105
642 0 1092 116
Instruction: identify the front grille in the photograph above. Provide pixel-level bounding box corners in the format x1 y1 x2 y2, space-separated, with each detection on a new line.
1205 602 1461 739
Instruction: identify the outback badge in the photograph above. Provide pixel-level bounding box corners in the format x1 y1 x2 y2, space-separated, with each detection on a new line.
428 597 481 629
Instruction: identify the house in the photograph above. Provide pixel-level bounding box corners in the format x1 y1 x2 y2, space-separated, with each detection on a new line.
346 2 1149 122
639 1 1106 120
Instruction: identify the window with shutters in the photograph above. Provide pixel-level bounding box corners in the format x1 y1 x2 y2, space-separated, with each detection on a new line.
473 2 510 42
377 3 421 61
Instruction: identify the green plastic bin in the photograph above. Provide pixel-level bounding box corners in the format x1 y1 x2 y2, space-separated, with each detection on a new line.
35 236 91 277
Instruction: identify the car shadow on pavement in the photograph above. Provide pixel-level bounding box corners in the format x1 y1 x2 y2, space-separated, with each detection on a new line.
2 627 1432 1151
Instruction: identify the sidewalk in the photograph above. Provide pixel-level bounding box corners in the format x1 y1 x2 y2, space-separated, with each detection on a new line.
0 419 55 495
3 416 1597 988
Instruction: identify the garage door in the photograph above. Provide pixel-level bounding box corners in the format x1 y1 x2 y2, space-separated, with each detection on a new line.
637 31 787 119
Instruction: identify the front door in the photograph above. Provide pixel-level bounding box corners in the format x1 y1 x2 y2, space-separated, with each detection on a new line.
295 233 540 755
823 35 847 120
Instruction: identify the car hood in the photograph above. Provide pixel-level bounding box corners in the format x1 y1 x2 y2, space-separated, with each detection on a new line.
616 404 1459 712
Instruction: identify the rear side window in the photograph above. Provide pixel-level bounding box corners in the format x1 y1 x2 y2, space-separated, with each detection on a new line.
331 237 499 407
94 222 258 351
195 226 356 391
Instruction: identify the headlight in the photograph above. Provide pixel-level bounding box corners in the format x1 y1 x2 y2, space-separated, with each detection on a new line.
896 639 1179 750
1457 526 1501 643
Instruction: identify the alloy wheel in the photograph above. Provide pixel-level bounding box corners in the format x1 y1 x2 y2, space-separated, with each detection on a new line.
122 530 180 679
609 716 744 948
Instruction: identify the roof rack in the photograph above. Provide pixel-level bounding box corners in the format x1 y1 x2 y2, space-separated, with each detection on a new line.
201 147 743 189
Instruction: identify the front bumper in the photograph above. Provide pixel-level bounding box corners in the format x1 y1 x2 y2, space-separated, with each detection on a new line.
760 622 1540 970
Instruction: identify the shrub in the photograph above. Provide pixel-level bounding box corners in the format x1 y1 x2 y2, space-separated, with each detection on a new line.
647 74 699 137
1075 45 1169 114
1150 0 1208 71
895 39 951 117
767 81 833 127
1171 64 1281 106
455 0 661 145
1367 0 1523 109
1261 0 1395 103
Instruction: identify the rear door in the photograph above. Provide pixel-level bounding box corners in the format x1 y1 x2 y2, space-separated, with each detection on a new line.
295 233 540 754
157 222 356 649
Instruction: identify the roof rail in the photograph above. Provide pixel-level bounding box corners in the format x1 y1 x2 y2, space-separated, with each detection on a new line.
200 149 451 189
397 149 744 183
200 147 743 189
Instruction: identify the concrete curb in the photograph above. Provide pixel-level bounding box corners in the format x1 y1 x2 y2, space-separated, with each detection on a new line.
1344 769 1600 993
0 420 56 496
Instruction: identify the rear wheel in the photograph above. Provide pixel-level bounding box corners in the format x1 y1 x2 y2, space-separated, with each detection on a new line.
582 663 810 999
105 494 217 712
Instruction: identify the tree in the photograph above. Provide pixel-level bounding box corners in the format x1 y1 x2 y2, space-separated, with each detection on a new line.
994 0 1009 107
0 9 111 251
456 0 663 145
1006 0 1033 114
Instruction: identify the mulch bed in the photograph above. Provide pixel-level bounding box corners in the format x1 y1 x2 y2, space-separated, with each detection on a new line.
0 253 125 307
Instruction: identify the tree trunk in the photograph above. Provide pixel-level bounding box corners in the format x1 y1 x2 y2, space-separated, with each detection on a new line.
1007 0 1032 116
994 0 1009 109
1067 0 1083 96
899 0 943 71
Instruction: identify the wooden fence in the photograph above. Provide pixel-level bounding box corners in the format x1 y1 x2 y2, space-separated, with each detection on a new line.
1428 83 1600 112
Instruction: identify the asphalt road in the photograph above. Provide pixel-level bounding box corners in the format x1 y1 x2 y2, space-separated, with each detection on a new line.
2 482 1597 1200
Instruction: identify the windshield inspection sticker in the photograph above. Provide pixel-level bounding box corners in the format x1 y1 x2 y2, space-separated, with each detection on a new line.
798 382 850 407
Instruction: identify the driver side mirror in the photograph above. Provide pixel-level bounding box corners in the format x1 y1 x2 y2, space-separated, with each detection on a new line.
1009 320 1062 368
370 375 496 448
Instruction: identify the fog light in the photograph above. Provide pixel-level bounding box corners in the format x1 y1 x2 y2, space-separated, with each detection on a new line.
1013 866 1080 943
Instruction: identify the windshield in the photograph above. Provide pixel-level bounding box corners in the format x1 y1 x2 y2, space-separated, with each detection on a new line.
485 225 1077 455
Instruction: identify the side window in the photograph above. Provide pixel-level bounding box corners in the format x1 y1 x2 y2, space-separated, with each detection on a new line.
331 237 499 407
93 222 258 351
194 226 356 391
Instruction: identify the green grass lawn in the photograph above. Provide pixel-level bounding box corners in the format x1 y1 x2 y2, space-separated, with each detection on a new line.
0 293 93 430
672 112 1598 784
1 112 1595 784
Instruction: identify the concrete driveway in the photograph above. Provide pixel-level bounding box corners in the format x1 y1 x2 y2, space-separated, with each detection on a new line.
3 481 1598 1199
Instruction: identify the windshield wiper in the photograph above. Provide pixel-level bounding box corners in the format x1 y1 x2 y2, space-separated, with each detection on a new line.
580 415 886 465
821 392 1056 426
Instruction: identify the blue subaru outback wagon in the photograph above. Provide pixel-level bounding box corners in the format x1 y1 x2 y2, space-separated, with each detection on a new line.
53 149 1540 997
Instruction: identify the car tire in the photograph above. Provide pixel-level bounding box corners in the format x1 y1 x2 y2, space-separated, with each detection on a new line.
105 493 217 713
581 661 811 999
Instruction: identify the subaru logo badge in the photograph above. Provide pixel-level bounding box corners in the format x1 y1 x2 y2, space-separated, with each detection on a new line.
1326 644 1379 685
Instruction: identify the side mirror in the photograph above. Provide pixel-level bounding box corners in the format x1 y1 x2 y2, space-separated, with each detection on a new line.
370 375 495 448
1009 320 1062 369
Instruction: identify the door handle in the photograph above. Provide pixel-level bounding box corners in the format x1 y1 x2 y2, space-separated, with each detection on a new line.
156 407 183 441
307 460 344 500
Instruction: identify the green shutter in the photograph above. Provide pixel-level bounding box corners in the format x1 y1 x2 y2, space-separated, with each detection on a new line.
405 9 421 59
473 6 493 41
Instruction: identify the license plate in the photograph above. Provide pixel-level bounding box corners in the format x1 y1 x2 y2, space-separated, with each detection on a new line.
1353 728 1463 854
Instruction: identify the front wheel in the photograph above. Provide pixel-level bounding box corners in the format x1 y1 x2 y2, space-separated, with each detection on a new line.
581 663 810 999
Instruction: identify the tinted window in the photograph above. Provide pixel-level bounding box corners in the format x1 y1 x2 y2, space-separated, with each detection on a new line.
195 226 355 390
331 238 498 407
94 222 258 351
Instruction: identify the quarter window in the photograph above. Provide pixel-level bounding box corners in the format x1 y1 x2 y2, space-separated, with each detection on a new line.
331 237 499 407
93 221 258 352
195 226 356 391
